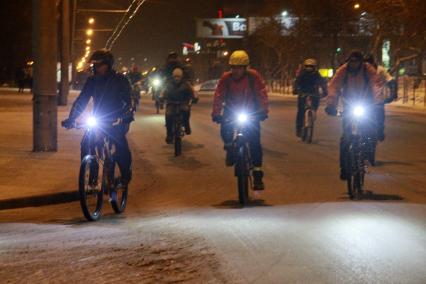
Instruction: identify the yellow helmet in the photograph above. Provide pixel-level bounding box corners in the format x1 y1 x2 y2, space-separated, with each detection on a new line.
229 50 250 66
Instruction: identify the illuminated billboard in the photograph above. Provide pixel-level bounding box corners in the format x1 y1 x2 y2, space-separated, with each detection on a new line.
196 18 247 39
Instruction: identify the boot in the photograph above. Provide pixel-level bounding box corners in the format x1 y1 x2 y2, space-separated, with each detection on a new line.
340 167 347 181
165 136 173 144
184 122 191 135
253 170 265 191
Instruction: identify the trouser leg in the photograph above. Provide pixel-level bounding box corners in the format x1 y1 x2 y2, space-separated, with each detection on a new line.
248 122 262 168
183 109 191 134
165 115 174 139
113 126 132 185
376 103 385 140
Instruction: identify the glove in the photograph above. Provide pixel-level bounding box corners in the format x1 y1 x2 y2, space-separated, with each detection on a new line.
122 113 134 124
212 114 223 124
258 112 268 121
383 96 395 104
325 105 337 116
61 118 75 129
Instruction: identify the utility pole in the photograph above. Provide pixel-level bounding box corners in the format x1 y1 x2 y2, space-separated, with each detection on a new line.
59 0 70 106
32 0 58 151
71 0 77 88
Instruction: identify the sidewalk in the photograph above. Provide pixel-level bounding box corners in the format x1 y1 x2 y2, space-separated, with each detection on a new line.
0 89 81 210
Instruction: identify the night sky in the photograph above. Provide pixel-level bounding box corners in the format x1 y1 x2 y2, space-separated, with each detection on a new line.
0 0 272 80
75 0 223 68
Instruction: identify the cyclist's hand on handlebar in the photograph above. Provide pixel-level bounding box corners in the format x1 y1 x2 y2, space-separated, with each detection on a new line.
325 105 337 116
61 118 75 129
258 112 268 121
212 114 222 124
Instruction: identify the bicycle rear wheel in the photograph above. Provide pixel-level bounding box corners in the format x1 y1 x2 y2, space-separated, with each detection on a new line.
79 155 104 221
109 157 128 214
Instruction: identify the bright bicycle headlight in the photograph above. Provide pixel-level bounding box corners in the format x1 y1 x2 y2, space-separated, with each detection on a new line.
352 106 365 117
152 78 161 88
237 113 248 123
87 116 97 128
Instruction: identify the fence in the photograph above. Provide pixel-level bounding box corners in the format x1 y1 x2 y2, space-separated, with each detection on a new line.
398 76 426 107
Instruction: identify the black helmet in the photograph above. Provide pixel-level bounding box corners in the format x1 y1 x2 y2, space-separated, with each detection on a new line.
89 49 114 68
364 53 377 68
347 50 364 63
167 51 179 60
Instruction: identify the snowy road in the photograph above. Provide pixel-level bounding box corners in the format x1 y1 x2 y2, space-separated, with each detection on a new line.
0 94 425 283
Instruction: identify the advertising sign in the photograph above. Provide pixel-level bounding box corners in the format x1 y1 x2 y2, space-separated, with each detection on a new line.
196 18 247 39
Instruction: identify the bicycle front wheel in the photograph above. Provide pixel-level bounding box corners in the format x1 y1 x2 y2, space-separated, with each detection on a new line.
303 110 314 144
79 155 104 221
346 143 363 200
236 146 249 205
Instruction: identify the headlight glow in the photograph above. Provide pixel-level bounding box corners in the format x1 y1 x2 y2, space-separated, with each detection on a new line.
353 106 365 117
238 113 248 123
87 116 97 127
152 78 161 87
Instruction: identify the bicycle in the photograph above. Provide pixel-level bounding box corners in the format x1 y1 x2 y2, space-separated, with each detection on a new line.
222 113 256 206
343 104 377 200
300 93 320 143
64 116 129 221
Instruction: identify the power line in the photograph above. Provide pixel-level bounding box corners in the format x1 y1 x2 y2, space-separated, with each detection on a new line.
105 0 136 49
105 0 147 50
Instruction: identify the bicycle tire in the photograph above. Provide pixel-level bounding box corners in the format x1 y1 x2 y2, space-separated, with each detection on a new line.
236 146 249 205
305 111 314 144
110 156 128 214
79 155 104 221
346 143 363 200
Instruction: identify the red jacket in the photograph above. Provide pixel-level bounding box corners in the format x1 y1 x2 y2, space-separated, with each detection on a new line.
327 62 382 107
212 69 269 116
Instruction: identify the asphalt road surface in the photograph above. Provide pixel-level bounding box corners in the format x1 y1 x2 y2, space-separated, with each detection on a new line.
1 93 425 283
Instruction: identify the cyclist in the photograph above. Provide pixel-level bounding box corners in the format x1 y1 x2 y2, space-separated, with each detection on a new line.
127 63 142 85
127 63 143 109
325 50 381 180
365 54 397 141
293 58 328 137
162 68 198 144
62 49 133 186
212 50 269 191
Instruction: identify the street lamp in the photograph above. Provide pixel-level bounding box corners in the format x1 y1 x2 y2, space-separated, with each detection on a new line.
281 10 288 17
86 39 91 45
85 46 90 51
353 3 360 9
86 29 93 36
88 18 95 24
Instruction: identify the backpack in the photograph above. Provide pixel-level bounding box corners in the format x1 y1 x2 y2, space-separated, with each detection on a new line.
342 63 371 98
223 71 258 109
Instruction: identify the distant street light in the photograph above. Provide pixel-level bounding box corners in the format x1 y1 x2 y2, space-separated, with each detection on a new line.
354 3 360 9
85 46 90 51
88 17 95 24
86 39 91 44
86 29 93 36
223 51 229 56
281 10 288 17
